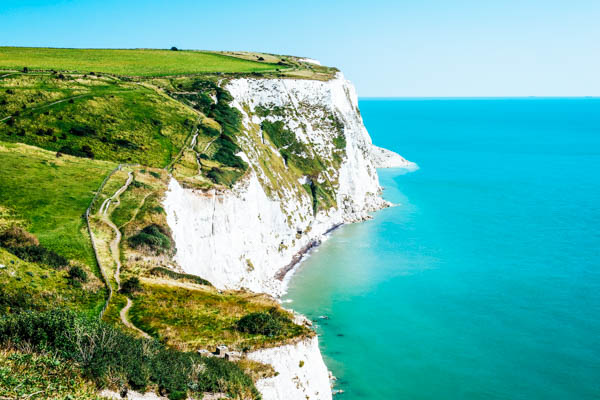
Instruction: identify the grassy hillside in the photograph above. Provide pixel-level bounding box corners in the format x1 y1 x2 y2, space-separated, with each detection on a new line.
129 280 311 351
0 47 280 76
0 46 327 399
0 74 198 167
0 348 104 400
0 142 115 268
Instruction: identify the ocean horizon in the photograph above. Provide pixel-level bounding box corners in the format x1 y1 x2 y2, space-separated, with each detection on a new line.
285 97 600 399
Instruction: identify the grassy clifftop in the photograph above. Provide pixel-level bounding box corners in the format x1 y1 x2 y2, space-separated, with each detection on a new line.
0 47 328 399
0 46 338 80
0 47 280 76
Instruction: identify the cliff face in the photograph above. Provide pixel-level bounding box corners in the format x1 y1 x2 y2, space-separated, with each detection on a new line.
163 73 414 400
248 336 332 400
165 74 391 296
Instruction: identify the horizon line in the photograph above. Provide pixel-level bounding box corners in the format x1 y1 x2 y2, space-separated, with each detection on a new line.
359 96 600 100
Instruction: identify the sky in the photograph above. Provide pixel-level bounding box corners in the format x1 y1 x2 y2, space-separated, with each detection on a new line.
1 0 599 97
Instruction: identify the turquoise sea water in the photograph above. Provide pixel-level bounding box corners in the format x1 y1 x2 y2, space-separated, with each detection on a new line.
284 98 600 399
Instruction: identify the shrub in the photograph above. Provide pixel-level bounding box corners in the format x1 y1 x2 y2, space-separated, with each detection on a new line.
207 87 242 138
199 123 221 137
149 267 212 286
0 284 33 313
236 309 291 337
69 126 95 137
58 145 94 159
211 135 247 169
0 226 39 248
131 180 151 189
121 277 142 294
261 120 299 149
67 265 87 287
333 133 346 150
81 145 94 159
128 224 171 254
206 168 244 187
0 226 68 268
0 309 259 399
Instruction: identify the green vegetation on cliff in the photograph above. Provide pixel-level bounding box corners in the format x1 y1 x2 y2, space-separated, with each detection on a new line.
0 46 340 399
0 47 280 76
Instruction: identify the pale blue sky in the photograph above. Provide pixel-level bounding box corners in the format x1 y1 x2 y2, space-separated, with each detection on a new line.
1 0 599 96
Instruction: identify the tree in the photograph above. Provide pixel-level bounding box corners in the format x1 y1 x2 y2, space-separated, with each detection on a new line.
170 46 178 51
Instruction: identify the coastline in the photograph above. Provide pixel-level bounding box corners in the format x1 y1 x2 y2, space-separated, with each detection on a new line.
277 164 417 297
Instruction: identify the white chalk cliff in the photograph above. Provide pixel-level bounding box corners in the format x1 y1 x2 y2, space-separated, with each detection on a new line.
164 73 413 400
248 336 331 400
371 145 418 170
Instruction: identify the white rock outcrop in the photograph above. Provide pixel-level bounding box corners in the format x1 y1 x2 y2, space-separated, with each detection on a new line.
371 145 418 170
248 337 332 400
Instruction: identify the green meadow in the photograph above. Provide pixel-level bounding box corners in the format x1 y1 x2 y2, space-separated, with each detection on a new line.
0 142 115 268
0 47 280 76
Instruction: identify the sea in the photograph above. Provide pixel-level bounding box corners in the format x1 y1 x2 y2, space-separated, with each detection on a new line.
284 98 600 399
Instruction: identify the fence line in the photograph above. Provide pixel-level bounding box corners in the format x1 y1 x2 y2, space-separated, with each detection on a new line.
85 164 122 319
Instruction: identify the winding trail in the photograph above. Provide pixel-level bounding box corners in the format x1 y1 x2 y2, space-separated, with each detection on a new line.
120 297 151 339
120 192 151 230
0 93 89 122
101 171 133 290
93 170 150 338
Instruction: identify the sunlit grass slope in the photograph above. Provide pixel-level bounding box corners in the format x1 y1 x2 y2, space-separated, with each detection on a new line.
0 47 280 76
0 74 198 166
0 142 115 267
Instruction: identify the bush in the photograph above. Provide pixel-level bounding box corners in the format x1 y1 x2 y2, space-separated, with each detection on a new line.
206 167 244 187
128 224 171 254
0 226 39 248
0 284 33 313
207 87 242 138
81 145 94 159
333 133 346 149
57 145 94 159
236 309 291 337
0 309 259 399
149 267 212 286
0 226 68 268
69 126 95 137
67 265 87 287
121 277 142 294
211 135 247 169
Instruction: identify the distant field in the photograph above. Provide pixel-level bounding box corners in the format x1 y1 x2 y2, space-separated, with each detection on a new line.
0 47 280 76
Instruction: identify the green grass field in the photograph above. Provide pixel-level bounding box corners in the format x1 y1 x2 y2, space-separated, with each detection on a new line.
0 248 106 316
129 281 311 351
0 47 280 76
0 142 115 268
0 74 198 167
